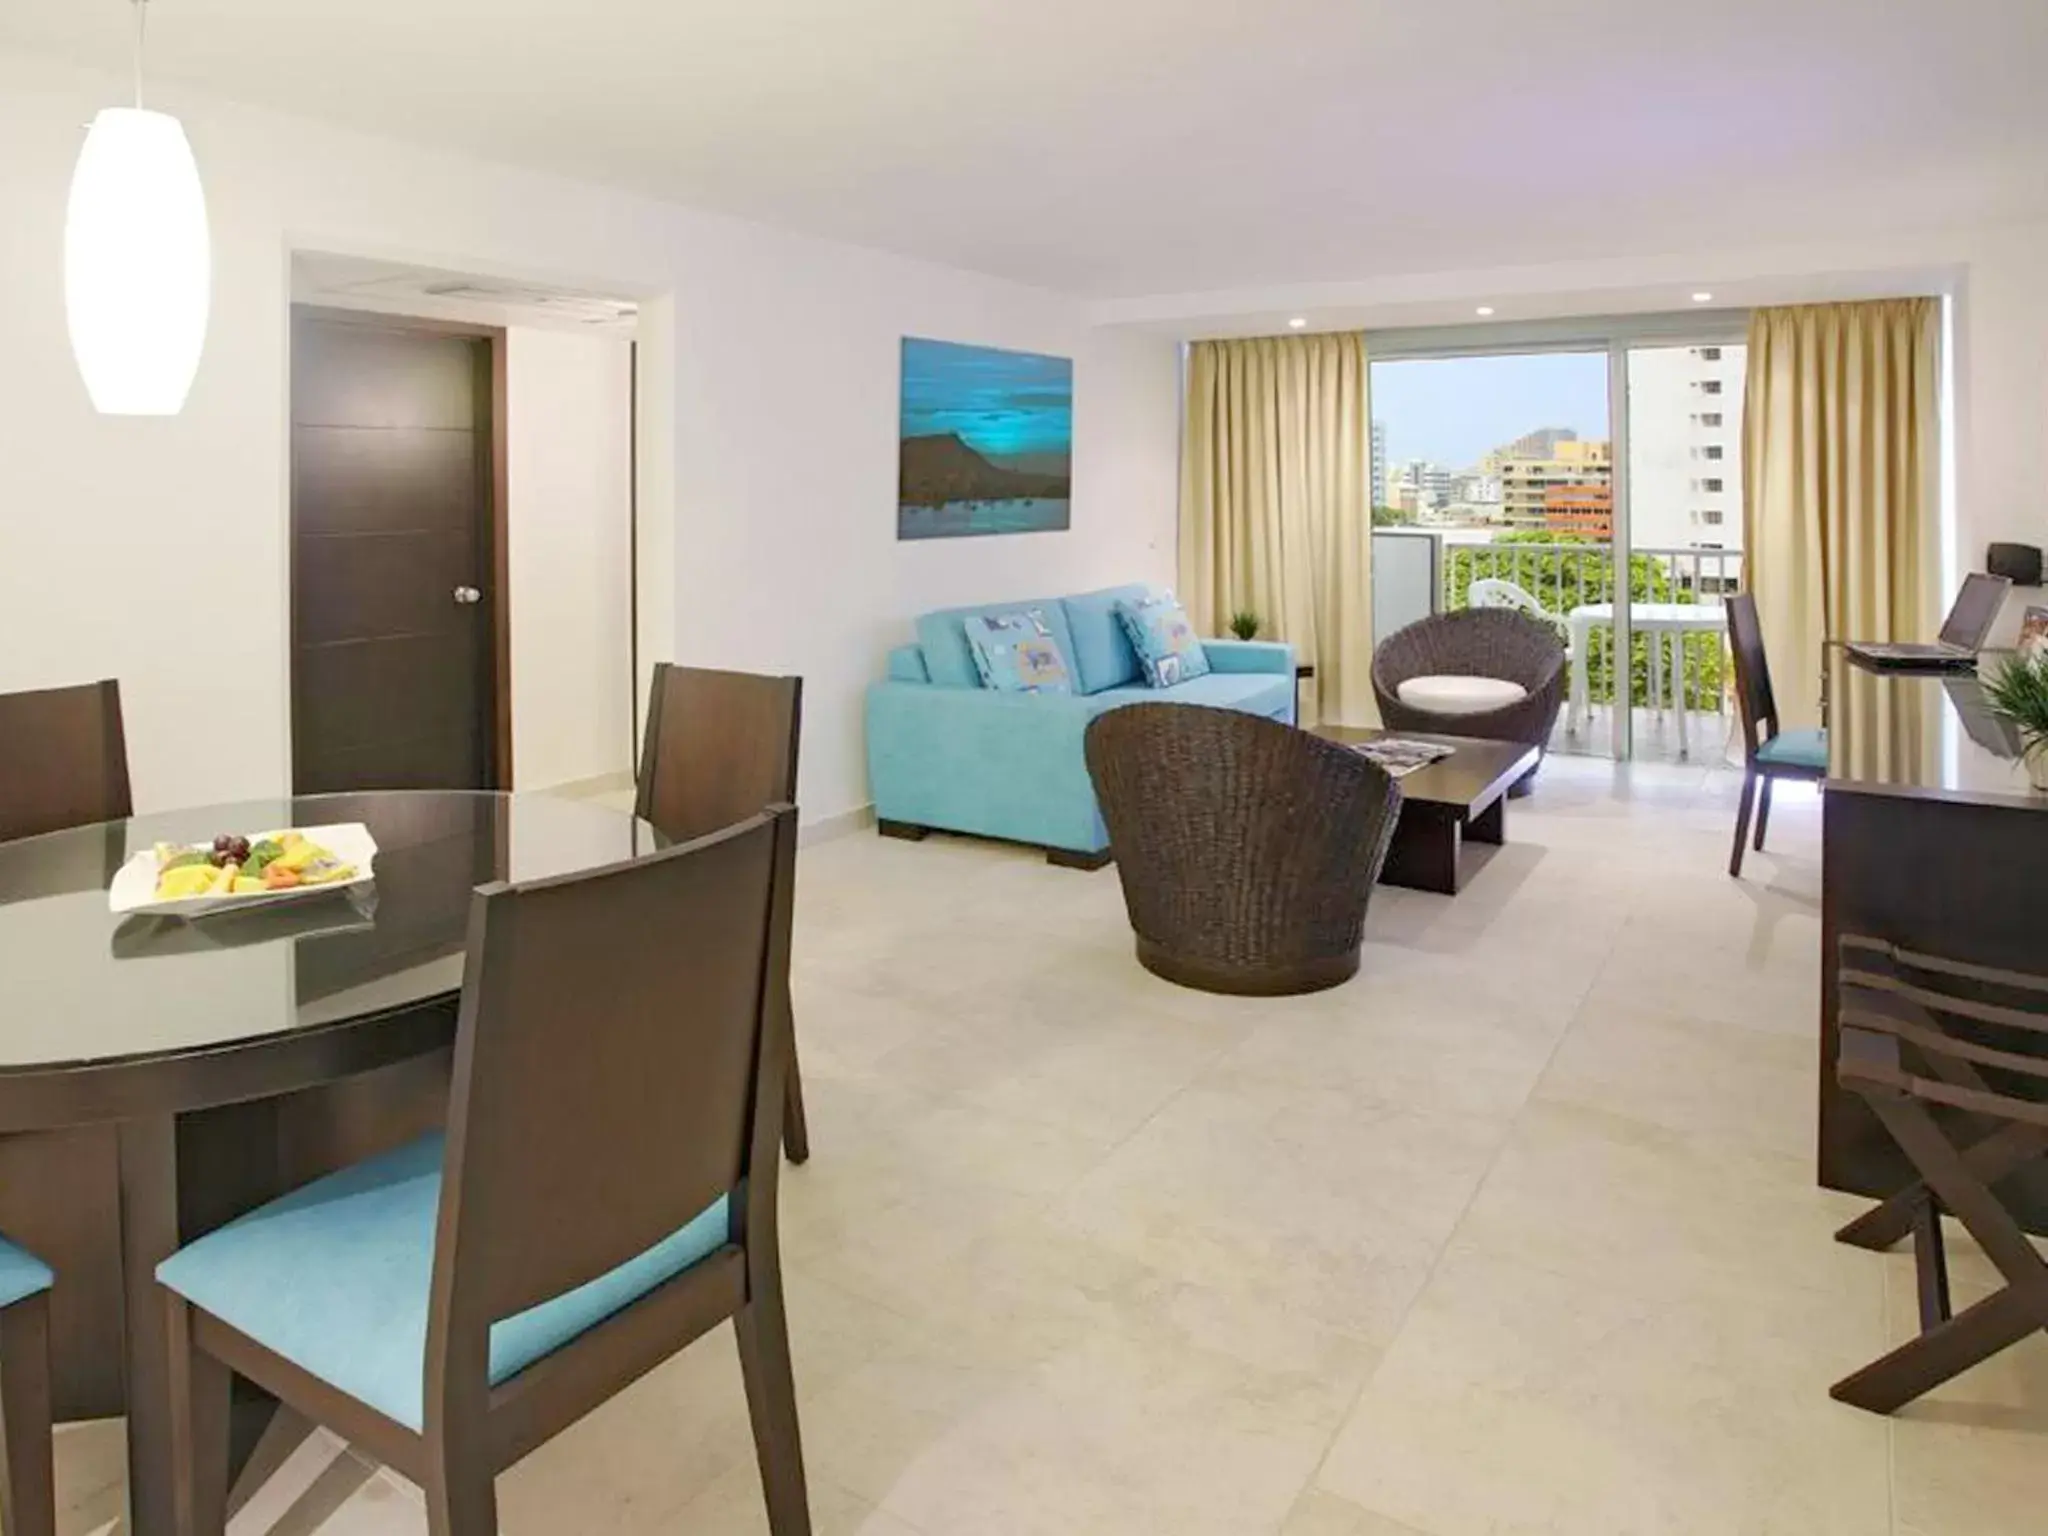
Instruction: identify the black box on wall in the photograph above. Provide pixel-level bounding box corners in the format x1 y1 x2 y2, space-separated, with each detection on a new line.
1987 543 2044 587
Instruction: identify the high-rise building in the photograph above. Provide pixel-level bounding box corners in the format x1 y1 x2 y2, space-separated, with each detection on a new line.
1626 344 1745 558
1370 419 1388 509
1504 426 1581 460
1397 459 1452 510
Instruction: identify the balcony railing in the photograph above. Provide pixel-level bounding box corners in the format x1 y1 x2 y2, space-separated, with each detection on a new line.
1435 537 1743 711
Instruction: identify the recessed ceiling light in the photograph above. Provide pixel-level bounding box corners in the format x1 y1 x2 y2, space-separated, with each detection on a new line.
1287 316 1307 329
1475 306 1496 317
1691 291 1714 304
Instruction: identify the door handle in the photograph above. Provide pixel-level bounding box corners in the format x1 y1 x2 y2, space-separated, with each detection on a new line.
453 586 482 605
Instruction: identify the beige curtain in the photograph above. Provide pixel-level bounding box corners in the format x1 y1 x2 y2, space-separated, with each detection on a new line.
1742 298 1939 730
1179 332 1373 726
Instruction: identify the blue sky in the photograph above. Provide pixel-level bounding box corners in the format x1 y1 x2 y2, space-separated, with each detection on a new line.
1371 351 1609 469
901 337 1073 461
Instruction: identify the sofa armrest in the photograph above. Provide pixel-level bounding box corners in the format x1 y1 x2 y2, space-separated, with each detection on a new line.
885 644 931 683
865 682 1110 853
1202 639 1296 675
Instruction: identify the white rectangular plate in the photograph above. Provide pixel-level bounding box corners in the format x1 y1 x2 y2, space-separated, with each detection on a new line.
109 823 380 918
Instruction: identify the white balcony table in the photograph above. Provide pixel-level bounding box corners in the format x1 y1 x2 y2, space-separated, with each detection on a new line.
1565 601 1729 757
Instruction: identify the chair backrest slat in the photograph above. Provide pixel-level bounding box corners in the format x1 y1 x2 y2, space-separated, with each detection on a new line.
635 665 800 841
0 680 132 843
1724 594 1778 756
429 806 796 1339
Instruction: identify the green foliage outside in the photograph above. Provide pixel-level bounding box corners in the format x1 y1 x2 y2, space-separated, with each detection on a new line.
1441 532 1725 709
1372 505 1415 527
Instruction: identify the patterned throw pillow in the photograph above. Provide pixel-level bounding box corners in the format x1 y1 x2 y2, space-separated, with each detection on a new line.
962 610 1074 694
1115 591 1212 688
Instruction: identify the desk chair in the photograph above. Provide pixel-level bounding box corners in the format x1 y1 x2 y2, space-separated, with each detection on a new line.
1726 595 1826 877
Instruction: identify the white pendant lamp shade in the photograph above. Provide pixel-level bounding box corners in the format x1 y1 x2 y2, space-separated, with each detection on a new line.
64 105 211 415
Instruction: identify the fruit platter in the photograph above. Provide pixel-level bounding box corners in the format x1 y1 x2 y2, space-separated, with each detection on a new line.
108 823 379 917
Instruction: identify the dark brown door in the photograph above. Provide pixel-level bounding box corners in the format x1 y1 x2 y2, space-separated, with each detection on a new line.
291 313 498 793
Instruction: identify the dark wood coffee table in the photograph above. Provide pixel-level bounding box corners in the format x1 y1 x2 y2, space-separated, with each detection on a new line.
1317 727 1539 894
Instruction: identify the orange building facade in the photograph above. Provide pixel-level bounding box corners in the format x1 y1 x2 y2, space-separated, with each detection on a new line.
1542 483 1613 538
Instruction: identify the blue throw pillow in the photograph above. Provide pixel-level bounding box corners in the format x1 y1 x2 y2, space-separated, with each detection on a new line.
1115 591 1211 688
962 610 1074 694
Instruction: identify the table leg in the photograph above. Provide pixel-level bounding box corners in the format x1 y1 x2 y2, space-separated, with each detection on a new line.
1569 622 1589 736
1467 794 1506 846
1650 629 1664 721
1380 802 1462 895
1677 633 1691 759
117 1117 178 1536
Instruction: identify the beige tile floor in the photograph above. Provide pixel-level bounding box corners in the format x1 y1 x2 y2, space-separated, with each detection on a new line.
51 758 2048 1533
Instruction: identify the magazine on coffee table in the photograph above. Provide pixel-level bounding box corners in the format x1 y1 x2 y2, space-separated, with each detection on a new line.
1347 737 1456 778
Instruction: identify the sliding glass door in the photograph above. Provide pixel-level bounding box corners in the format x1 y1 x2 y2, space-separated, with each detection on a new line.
1622 341 1747 764
1369 348 1620 758
1368 316 1748 763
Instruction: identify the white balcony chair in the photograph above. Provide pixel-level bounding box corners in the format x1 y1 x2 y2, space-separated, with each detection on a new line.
1466 579 1570 650
1467 578 1581 735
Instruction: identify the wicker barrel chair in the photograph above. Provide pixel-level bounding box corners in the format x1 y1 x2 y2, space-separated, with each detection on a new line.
1371 608 1566 789
1083 704 1403 996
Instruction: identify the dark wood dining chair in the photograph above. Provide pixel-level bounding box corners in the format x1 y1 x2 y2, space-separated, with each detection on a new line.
0 679 132 843
0 1242 56 1536
1725 593 1826 877
0 680 118 1533
1829 935 2048 1414
158 808 810 1535
637 663 810 1163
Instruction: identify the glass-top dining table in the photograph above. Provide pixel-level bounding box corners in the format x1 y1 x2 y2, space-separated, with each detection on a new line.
0 789 666 1533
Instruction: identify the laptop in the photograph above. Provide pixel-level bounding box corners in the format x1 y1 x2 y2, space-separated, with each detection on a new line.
1846 572 2012 669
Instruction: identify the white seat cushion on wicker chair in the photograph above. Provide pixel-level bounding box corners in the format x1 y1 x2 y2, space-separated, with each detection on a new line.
1395 675 1528 716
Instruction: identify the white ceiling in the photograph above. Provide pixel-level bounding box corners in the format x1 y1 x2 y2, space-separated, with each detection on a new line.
7 1 2046 299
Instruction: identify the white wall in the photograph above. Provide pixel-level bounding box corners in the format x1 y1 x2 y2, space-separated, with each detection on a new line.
0 47 1181 823
505 327 635 792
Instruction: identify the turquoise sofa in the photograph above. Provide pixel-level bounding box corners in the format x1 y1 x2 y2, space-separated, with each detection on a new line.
865 584 1296 867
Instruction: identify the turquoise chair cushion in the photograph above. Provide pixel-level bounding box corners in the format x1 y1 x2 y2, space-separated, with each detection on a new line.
0 1234 52 1311
915 598 1078 690
156 1135 729 1432
1060 584 1152 694
962 609 1074 694
1115 590 1212 688
1757 727 1829 772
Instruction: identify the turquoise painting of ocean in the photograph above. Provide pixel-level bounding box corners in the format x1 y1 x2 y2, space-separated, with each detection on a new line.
899 337 1072 540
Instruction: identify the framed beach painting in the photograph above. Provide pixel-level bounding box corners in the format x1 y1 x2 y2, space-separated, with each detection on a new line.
898 337 1072 540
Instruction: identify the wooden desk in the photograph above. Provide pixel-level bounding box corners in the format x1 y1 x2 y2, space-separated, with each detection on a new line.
1818 649 2048 1226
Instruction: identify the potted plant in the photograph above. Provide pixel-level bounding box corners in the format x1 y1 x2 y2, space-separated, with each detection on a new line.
1228 610 1262 641
1983 650 2048 791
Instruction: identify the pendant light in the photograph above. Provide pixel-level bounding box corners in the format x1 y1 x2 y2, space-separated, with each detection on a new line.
64 0 211 416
